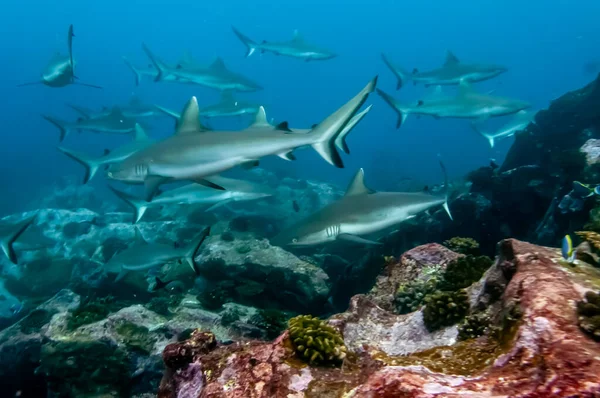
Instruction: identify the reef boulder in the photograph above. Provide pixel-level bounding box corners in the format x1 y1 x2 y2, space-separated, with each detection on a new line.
159 239 600 397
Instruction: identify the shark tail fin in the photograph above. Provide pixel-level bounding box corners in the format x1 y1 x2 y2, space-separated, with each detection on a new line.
1 214 36 265
122 56 142 86
57 146 104 184
335 105 372 155
439 159 453 221
470 122 494 148
142 44 170 82
232 26 258 57
381 53 410 90
42 115 69 142
184 226 211 274
108 186 149 224
310 77 377 167
376 89 408 129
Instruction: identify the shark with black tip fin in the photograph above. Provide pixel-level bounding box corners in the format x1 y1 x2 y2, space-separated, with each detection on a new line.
108 226 211 282
109 175 275 224
271 162 452 247
381 51 507 90
58 124 154 183
232 27 336 61
43 107 138 141
142 45 262 92
377 82 531 128
106 77 377 200
18 25 101 89
0 214 37 264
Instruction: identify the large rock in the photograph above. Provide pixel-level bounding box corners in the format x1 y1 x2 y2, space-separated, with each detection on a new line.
194 236 330 313
158 239 600 397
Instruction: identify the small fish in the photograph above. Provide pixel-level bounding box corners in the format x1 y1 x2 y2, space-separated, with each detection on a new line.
10 303 23 316
561 235 577 263
572 181 596 198
292 200 300 213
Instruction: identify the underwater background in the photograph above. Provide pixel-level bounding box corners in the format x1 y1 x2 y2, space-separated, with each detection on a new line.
1 0 599 214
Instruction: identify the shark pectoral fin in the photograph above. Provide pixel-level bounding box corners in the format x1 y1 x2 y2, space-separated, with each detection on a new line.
114 267 129 282
144 176 167 201
205 199 232 212
277 151 296 161
337 234 382 246
193 178 226 191
240 160 260 169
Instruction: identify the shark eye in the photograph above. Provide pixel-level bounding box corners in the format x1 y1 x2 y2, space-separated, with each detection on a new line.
292 238 298 243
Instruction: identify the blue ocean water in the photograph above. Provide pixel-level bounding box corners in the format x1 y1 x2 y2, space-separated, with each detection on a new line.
0 0 598 214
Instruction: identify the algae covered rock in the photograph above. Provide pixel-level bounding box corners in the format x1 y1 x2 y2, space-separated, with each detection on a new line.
423 290 470 332
577 290 600 341
249 308 290 340
443 237 481 255
458 312 491 341
288 315 347 366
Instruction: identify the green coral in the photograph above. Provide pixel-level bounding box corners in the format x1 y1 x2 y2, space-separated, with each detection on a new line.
395 279 438 314
458 312 491 341
115 319 155 354
66 297 113 330
438 255 493 291
288 315 347 366
39 339 130 397
443 237 480 256
423 290 470 332
577 290 600 341
19 309 55 334
249 309 289 340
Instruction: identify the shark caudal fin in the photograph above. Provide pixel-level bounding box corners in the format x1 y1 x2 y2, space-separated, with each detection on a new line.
108 186 149 224
438 159 453 221
184 226 211 274
0 213 36 265
376 89 408 129
57 146 105 184
470 122 494 148
381 53 410 90
42 115 70 142
122 57 143 86
310 77 377 167
335 105 372 154
142 44 171 82
232 26 258 57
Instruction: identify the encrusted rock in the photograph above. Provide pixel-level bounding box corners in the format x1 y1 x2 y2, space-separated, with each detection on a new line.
163 330 217 369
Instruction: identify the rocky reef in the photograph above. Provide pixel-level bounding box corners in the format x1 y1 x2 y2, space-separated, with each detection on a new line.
157 239 600 397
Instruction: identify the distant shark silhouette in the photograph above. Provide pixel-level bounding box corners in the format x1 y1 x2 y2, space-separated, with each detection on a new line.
18 25 101 89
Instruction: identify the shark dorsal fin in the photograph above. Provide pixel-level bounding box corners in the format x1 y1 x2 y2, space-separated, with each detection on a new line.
176 97 202 135
444 50 460 66
292 30 304 43
134 124 149 141
209 57 227 72
345 168 374 196
250 106 270 128
458 80 475 96
220 90 235 104
134 227 148 244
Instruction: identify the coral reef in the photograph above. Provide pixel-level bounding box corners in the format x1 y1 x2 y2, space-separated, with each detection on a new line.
145 294 181 317
196 283 231 311
458 312 491 341
115 319 155 354
162 330 216 370
287 315 347 366
394 279 438 314
443 237 481 255
438 255 493 291
422 289 470 332
577 290 600 341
